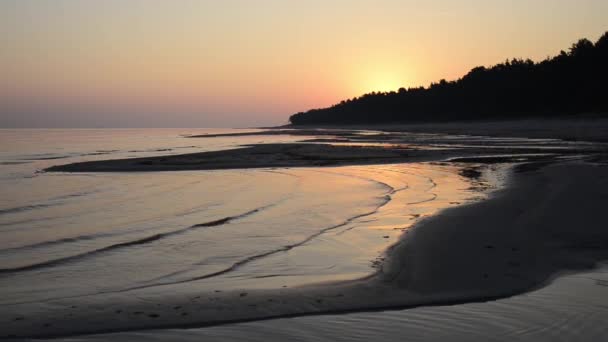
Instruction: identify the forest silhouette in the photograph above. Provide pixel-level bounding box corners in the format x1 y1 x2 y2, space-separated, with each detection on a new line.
289 32 608 125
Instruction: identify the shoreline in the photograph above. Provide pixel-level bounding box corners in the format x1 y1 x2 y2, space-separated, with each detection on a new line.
235 117 608 143
75 262 608 342
287 117 608 142
5 157 608 339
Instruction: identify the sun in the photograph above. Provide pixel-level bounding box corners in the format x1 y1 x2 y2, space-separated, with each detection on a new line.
354 68 408 95
341 53 415 97
366 73 404 93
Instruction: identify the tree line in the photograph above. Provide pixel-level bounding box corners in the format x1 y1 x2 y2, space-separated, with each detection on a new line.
289 32 608 125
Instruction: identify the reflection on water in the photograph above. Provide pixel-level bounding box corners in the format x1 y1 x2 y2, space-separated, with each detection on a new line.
0 129 481 307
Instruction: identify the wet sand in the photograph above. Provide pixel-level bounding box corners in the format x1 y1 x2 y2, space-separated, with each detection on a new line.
44 141 597 173
101 263 606 342
44 144 416 172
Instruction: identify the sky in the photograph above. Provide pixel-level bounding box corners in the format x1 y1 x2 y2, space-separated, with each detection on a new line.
1 0 607 128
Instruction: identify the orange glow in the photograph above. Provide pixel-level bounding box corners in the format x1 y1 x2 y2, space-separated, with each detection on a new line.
354 67 411 94
1 1 607 127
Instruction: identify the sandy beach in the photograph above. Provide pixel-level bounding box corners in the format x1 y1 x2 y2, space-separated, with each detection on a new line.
91 263 606 342
4 2 607 340
2 124 608 339
5 159 608 339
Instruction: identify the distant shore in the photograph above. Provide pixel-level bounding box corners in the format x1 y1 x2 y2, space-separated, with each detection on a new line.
288 116 608 143
208 117 608 143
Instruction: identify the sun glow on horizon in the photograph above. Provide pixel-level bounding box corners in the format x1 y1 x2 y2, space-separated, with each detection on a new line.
359 70 410 94
347 61 415 96
1 0 607 127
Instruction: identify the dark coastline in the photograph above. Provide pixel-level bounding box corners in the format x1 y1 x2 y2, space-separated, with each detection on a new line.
289 33 608 126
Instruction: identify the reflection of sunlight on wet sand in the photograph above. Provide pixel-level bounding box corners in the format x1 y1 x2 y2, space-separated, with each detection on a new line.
219 162 487 290
0 158 493 307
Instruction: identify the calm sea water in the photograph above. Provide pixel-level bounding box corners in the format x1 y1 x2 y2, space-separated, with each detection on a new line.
2 129 606 341
0 129 475 306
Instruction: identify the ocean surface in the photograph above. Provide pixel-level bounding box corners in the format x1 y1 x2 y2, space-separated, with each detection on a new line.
0 129 476 306
1 129 607 341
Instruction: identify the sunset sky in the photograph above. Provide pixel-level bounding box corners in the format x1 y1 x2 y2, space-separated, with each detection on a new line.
1 0 607 128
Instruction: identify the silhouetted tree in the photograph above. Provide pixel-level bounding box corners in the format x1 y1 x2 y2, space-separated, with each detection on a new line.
289 32 608 125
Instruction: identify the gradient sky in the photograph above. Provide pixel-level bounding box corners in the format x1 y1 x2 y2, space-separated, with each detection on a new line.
1 0 607 128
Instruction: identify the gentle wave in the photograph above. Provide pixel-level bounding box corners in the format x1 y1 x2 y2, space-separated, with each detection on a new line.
0 203 57 216
0 206 272 275
115 193 393 292
0 190 98 218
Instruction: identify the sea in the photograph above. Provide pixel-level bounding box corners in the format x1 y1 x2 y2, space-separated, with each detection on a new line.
1 128 606 341
0 129 476 303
